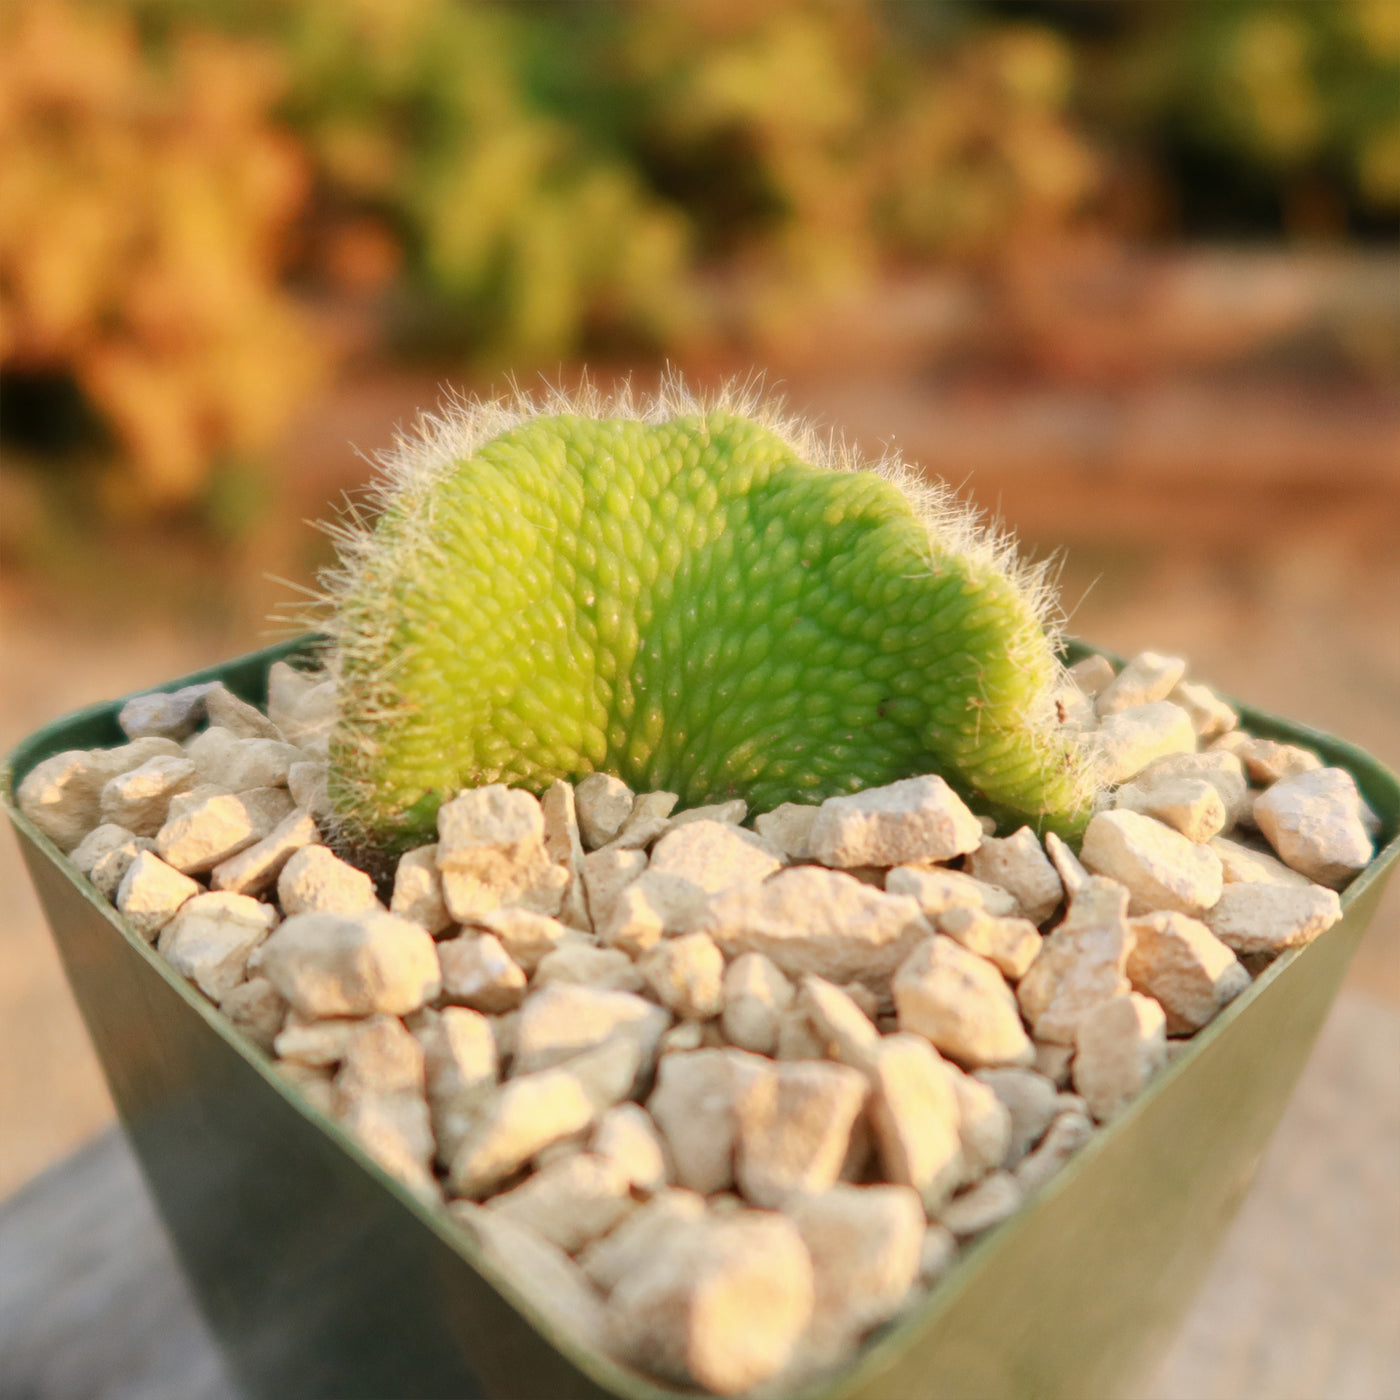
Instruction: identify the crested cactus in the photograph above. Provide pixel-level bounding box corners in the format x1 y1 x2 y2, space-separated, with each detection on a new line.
317 380 1098 860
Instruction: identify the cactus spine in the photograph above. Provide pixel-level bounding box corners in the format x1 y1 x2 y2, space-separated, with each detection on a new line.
317 379 1098 859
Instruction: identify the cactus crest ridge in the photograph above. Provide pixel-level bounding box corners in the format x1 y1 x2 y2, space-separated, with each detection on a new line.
307 373 1100 858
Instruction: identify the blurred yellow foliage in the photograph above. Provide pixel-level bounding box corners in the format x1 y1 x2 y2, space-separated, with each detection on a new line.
280 0 699 365
1 0 1393 517
626 2 1099 344
0 0 323 505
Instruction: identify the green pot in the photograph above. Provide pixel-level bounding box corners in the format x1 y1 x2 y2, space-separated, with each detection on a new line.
5 636 1397 1400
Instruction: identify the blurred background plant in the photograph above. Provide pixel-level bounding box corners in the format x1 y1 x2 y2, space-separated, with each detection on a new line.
3 0 1395 544
0 0 323 512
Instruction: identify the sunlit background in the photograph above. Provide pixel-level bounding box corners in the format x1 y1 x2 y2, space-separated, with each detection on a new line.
1 2 1397 1394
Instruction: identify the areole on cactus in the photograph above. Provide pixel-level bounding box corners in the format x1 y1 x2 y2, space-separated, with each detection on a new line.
315 378 1099 861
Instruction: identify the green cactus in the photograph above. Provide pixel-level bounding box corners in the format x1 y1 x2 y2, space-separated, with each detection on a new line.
320 382 1096 859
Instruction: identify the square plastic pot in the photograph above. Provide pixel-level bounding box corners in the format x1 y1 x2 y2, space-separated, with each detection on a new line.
5 636 1398 1400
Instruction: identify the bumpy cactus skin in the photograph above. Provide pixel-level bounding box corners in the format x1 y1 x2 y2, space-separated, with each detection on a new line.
324 387 1094 858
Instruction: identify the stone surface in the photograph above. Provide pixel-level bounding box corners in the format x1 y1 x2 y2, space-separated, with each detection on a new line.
808 775 983 868
1092 701 1197 785
438 933 527 1014
1252 768 1375 889
540 780 590 931
1067 653 1115 697
973 1068 1061 1167
732 1059 868 1207
451 1204 606 1347
919 1224 959 1285
605 1210 813 1396
946 1068 1013 1183
1095 651 1188 717
156 792 287 876
114 851 202 942
938 1170 1024 1239
486 1152 635 1255
185 728 303 791
591 1103 670 1194
218 976 287 1053
512 983 669 1080
964 826 1065 924
581 847 648 933
606 791 680 851
646 1049 745 1195
156 891 279 1001
1137 751 1250 828
1073 993 1168 1122
1216 734 1324 786
658 1021 706 1056
448 1063 600 1197
532 943 645 995
720 953 794 1055
1039 837 1085 910
788 1184 924 1341
95 838 160 904
470 907 575 973
639 932 725 1021
204 686 285 741
99 756 199 837
669 799 748 830
774 1005 827 1061
273 1014 363 1067
334 1015 425 1100
389 844 453 935
647 820 785 895
1170 681 1238 741
578 1189 706 1293
574 773 634 850
275 1059 336 1114
1033 1041 1076 1088
411 1005 498 1167
286 761 331 821
698 866 933 992
172 728 243 795
335 1088 439 1202
117 683 215 741
885 864 1019 920
267 668 337 758
1209 836 1315 889
1127 911 1250 1034
276 844 380 917
435 785 567 921
408 1002 498 1164
1204 882 1344 956
1017 877 1134 1045
936 906 1043 981
866 1033 965 1214
252 909 441 1018
1013 1108 1095 1195
894 936 1034 1069
551 1037 646 1116
797 975 881 1073
598 870 709 956
1081 809 1224 917
69 823 137 876
210 810 319 897
1114 775 1228 845
753 802 821 860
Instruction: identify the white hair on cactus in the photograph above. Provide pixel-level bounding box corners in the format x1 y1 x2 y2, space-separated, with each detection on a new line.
297 372 1102 850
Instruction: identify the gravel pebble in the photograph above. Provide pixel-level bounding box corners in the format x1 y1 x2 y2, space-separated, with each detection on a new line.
1252 767 1375 889
57 642 1385 1400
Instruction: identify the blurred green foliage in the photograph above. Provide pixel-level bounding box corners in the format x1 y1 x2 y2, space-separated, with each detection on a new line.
1078 0 1400 235
1 0 1395 515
